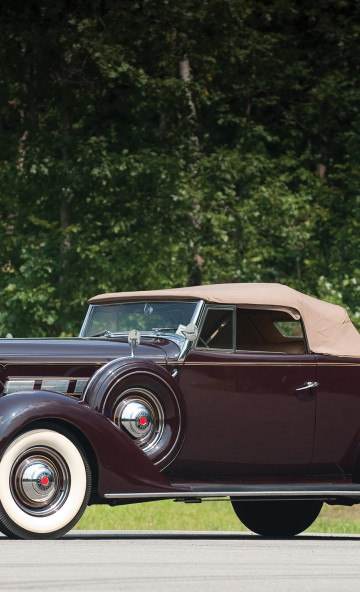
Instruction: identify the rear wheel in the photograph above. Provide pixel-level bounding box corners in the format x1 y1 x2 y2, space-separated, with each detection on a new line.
231 500 323 537
0 427 91 539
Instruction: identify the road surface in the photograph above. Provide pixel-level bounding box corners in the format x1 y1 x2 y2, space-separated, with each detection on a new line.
0 531 359 591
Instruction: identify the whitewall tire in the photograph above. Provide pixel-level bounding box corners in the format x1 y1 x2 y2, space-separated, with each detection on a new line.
0 427 91 539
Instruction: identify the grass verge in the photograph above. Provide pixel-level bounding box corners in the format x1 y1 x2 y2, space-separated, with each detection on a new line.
75 500 360 533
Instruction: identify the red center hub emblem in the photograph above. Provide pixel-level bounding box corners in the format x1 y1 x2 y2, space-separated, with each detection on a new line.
139 416 147 426
41 476 49 487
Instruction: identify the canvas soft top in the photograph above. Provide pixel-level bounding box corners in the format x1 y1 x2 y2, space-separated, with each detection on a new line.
88 283 360 357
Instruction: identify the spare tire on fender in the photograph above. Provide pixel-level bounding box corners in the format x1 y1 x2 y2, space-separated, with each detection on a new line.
83 359 186 470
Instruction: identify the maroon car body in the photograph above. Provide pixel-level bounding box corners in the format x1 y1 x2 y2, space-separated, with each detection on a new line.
1 283 360 539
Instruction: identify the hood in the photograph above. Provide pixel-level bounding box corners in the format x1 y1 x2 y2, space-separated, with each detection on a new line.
0 336 180 366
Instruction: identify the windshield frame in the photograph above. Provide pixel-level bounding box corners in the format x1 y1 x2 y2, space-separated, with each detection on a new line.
79 300 203 341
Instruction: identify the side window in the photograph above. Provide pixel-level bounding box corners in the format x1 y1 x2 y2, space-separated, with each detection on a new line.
197 308 234 350
236 309 307 354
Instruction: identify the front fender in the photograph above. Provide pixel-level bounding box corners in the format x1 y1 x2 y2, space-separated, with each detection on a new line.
0 391 175 498
83 357 180 411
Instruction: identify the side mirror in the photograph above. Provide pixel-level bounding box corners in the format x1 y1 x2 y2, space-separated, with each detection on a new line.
183 323 198 342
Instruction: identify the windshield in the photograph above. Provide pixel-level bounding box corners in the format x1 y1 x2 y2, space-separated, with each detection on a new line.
81 301 199 337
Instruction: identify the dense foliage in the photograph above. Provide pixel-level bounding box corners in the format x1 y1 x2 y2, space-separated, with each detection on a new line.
0 0 359 336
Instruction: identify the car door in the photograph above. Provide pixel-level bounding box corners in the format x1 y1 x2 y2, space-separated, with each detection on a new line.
172 306 317 479
311 353 360 477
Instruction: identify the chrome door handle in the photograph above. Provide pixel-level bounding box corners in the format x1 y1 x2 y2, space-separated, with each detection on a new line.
295 381 319 392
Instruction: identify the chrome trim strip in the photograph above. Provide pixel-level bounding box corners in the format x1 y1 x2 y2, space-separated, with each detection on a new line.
295 381 319 392
0 361 168 368
4 380 35 394
317 363 360 366
178 301 205 361
79 305 93 337
105 487 360 500
74 379 89 394
182 362 317 367
41 379 70 394
4 377 89 396
4 360 360 367
1 362 104 366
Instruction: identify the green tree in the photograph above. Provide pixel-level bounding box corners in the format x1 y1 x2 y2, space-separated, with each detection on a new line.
0 0 360 335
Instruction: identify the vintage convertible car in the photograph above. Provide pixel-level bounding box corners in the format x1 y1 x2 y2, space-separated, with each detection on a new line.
1 282 360 539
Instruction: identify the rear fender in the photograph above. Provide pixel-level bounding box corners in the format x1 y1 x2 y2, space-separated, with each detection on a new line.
0 391 173 498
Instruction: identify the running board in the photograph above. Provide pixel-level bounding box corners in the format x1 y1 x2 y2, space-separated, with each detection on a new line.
105 483 360 501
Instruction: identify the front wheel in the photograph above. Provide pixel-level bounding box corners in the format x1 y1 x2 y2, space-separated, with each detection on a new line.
231 500 323 537
0 427 91 539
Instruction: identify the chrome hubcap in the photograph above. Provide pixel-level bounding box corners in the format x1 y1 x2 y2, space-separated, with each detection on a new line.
20 460 56 503
10 447 70 516
113 388 164 452
118 400 154 439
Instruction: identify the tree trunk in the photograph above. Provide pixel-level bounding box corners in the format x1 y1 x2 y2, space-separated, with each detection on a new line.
178 31 199 150
59 75 73 286
177 31 202 284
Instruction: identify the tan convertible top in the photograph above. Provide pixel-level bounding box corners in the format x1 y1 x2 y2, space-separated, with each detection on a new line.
89 283 360 357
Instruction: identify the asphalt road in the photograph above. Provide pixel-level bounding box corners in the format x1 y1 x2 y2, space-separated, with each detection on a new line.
0 531 359 592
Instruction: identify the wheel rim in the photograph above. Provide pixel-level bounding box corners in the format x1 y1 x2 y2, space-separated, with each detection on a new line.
10 446 70 517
